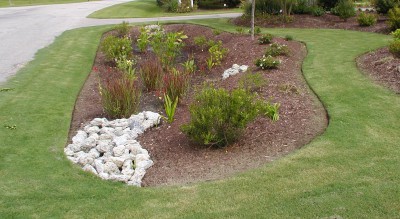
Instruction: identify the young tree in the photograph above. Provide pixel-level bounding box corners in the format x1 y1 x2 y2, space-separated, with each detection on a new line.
251 0 255 40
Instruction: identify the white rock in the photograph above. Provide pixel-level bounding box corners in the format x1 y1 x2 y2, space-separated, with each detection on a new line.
110 119 129 129
96 140 113 153
67 156 78 164
109 174 131 183
114 127 124 136
113 134 129 146
88 133 99 141
222 64 249 80
64 147 75 156
99 127 114 135
94 159 105 174
99 172 109 180
239 65 248 72
88 148 100 159
109 157 125 168
144 111 161 126
72 131 87 145
74 151 86 158
103 162 120 175
78 155 94 166
122 168 135 176
113 145 126 157
86 126 100 135
90 118 108 127
83 164 98 175
136 160 153 169
135 153 150 163
232 64 240 70
129 168 146 186
81 136 97 152
98 133 113 140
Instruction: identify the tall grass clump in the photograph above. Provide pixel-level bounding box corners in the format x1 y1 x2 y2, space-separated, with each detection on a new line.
139 55 164 91
163 68 190 101
99 76 141 119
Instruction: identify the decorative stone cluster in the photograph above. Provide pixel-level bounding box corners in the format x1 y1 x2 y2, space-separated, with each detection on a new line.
64 111 161 187
222 64 249 80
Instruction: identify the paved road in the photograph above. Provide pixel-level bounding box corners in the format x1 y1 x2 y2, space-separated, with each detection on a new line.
0 1 242 84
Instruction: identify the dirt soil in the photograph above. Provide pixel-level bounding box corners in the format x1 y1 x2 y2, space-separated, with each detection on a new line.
357 47 400 93
69 24 328 187
233 13 390 33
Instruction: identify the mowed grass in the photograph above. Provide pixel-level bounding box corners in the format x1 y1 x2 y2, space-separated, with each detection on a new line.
88 0 241 18
0 0 91 7
0 20 399 217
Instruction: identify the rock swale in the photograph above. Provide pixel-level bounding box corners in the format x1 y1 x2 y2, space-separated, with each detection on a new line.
64 111 161 187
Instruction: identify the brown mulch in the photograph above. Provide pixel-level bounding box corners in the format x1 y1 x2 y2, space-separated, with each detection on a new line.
233 13 390 33
69 24 328 187
357 47 400 93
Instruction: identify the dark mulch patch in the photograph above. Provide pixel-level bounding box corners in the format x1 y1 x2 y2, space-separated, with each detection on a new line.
68 24 328 187
357 47 400 94
233 13 390 34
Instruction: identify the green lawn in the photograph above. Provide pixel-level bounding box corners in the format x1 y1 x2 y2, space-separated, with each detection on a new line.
0 20 399 217
88 0 241 19
0 0 92 7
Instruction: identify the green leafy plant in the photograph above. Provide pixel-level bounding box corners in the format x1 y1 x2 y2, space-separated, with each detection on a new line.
116 57 137 79
163 93 179 123
206 40 228 70
101 35 132 63
255 55 281 69
285 35 294 41
389 39 400 57
213 29 222 35
391 29 400 39
181 85 279 147
388 6 400 30
99 76 141 119
150 30 188 67
181 57 196 74
239 72 268 92
236 27 245 34
139 56 164 91
357 12 377 26
137 27 151 52
265 43 290 57
163 68 190 101
258 33 273 44
194 36 208 51
374 0 399 14
115 21 130 38
332 0 355 21
311 6 325 16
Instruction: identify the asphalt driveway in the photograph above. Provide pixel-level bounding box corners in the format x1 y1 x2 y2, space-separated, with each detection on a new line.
0 0 241 84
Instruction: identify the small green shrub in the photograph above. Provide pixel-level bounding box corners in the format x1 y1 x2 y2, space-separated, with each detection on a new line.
213 29 222 35
391 29 400 39
206 40 228 70
163 68 190 101
389 39 400 57
115 21 130 38
293 0 313 14
258 33 273 44
357 12 377 26
137 27 150 52
318 0 339 10
150 30 188 67
181 58 196 74
139 56 164 91
374 0 399 14
255 55 281 69
194 36 208 51
181 86 279 147
239 72 268 92
236 27 245 34
388 7 400 30
243 0 281 15
99 76 141 119
101 35 132 63
285 35 294 41
265 43 290 57
116 57 137 79
311 6 325 16
332 0 356 21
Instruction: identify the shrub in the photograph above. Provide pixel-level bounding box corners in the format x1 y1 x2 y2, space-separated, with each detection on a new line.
332 0 356 21
162 0 179 12
258 33 273 44
374 0 399 14
243 0 281 15
181 86 279 147
357 12 377 26
255 55 281 69
239 72 268 92
388 7 400 30
198 0 225 9
181 57 196 74
115 21 130 38
265 43 290 57
99 76 141 119
389 39 400 57
116 57 137 79
236 27 245 34
285 35 294 41
206 40 228 70
101 35 132 63
392 28 400 39
137 27 150 52
163 68 190 101
293 0 313 14
318 0 339 10
194 36 208 51
150 30 188 67
311 6 325 16
139 56 164 91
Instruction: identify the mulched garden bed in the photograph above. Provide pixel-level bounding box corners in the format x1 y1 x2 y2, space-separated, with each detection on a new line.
69 24 328 187
233 13 390 34
357 47 400 93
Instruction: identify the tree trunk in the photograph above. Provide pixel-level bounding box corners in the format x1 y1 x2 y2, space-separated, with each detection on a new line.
251 0 255 40
190 0 193 8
